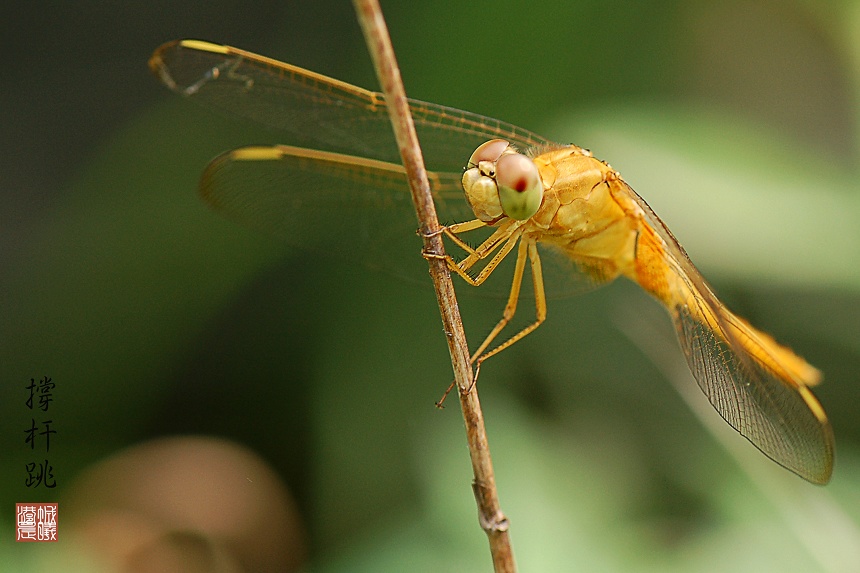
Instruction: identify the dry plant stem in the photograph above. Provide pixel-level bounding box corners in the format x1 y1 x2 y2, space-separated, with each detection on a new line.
352 1 516 571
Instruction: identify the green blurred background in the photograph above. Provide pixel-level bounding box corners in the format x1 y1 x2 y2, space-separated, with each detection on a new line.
3 1 860 571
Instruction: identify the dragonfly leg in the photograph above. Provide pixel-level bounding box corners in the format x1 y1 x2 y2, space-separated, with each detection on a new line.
445 218 520 264
434 359 485 407
431 225 524 407
473 239 546 364
434 379 457 408
441 219 494 256
424 220 523 286
421 218 486 243
422 219 487 266
451 227 522 286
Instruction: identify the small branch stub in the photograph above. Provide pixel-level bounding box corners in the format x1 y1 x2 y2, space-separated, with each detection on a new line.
474 482 511 533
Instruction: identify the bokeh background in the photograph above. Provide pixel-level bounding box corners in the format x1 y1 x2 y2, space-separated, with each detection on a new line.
3 1 860 571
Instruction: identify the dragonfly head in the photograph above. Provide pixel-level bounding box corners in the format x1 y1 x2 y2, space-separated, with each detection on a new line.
462 139 544 222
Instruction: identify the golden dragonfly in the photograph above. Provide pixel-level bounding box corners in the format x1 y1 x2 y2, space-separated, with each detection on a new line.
150 39 834 484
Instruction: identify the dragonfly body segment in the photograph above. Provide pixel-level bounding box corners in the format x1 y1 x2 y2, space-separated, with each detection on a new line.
151 39 834 484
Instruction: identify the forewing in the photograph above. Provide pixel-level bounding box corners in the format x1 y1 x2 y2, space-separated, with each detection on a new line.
149 40 555 173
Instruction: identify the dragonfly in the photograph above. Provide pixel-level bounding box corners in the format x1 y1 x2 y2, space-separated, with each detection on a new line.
149 39 834 484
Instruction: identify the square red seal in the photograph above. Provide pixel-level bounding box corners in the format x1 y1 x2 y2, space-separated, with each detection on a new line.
16 503 58 542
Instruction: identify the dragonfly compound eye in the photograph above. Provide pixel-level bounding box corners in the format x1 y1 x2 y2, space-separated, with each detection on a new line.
495 152 543 220
467 139 511 166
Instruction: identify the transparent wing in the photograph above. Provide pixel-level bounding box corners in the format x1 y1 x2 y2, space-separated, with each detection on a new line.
199 145 470 282
148 40 554 173
149 40 587 294
620 180 834 484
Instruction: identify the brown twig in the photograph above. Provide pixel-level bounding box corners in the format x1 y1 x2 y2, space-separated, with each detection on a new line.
351 1 516 571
